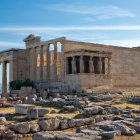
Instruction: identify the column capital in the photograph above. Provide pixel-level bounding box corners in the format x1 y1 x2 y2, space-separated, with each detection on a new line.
40 45 44 49
54 42 57 46
89 56 93 60
99 57 102 60
72 56 75 60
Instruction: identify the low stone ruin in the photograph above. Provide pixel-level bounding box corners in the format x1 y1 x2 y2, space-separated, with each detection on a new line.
0 89 140 139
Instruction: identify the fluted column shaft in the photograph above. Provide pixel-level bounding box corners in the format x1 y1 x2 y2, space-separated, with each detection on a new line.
40 46 44 80
54 43 58 80
108 58 111 74
72 57 76 74
47 44 50 80
105 57 108 74
99 57 103 74
66 58 69 74
9 60 13 81
89 56 94 73
2 61 7 96
80 56 84 73
33 47 37 81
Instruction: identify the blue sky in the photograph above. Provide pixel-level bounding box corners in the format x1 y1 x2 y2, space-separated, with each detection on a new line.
0 0 140 88
0 0 140 51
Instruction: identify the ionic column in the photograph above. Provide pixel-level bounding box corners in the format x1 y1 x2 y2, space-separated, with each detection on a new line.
66 57 69 74
80 56 84 73
27 49 30 78
72 57 76 74
33 47 37 81
89 56 94 73
99 57 103 74
40 46 44 80
9 60 14 81
105 57 108 74
2 61 7 96
47 44 50 80
54 42 58 80
108 58 111 74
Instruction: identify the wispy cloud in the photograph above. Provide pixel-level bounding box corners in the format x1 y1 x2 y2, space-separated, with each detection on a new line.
96 40 140 47
0 41 24 47
1 25 140 32
45 4 137 20
1 26 140 48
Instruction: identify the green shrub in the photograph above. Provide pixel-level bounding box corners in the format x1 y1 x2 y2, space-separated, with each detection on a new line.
9 79 36 90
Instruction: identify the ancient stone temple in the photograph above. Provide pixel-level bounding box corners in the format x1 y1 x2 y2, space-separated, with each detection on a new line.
0 34 140 94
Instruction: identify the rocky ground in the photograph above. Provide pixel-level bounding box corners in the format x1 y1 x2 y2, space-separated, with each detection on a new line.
0 90 140 140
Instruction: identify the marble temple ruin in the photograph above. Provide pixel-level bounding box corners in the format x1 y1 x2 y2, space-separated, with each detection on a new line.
0 34 140 95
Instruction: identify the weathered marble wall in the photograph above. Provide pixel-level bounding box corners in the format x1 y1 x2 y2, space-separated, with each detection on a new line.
63 40 140 89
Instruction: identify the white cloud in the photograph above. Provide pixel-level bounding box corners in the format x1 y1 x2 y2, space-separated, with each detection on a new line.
1 26 140 49
45 4 136 20
1 25 140 32
96 40 140 47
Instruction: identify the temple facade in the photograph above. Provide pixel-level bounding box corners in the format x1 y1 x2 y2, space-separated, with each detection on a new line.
0 34 140 95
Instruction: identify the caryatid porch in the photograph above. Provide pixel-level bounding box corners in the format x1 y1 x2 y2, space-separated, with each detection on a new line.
65 49 112 75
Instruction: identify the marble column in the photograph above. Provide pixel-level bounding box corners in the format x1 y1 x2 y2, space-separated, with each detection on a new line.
40 46 44 80
9 60 14 81
108 58 111 74
66 57 69 74
27 49 30 78
99 57 103 74
72 57 76 74
89 56 94 73
54 42 58 80
47 44 50 80
105 57 108 74
33 47 37 81
80 56 84 73
2 61 7 96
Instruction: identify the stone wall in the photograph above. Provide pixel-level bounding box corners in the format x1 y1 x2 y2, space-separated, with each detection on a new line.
16 50 28 81
65 74 111 90
63 40 140 89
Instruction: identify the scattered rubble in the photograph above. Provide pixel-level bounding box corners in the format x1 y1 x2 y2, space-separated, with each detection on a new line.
0 89 140 139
